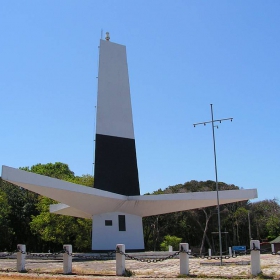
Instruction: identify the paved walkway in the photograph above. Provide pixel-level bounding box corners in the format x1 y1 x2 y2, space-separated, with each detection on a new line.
0 254 279 279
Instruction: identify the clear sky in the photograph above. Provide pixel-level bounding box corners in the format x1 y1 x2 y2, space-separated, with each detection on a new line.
1 1 279 202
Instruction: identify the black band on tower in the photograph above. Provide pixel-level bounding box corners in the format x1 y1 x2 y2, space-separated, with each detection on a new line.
94 134 140 196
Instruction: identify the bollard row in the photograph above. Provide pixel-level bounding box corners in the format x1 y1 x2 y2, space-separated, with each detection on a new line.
4 240 275 277
14 244 72 274
115 243 190 276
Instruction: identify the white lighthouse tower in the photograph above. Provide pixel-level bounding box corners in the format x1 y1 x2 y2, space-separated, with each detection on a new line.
92 33 144 251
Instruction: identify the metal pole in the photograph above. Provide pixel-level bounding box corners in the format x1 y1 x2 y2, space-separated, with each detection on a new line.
248 211 252 242
210 104 223 266
193 104 233 266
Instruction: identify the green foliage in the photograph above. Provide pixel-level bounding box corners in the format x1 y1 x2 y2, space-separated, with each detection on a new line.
143 182 280 254
68 174 94 187
143 180 250 252
30 196 91 250
0 185 14 249
25 162 93 251
250 199 280 241
234 207 248 222
0 178 40 251
255 271 273 279
122 268 135 277
160 235 182 251
266 215 280 240
1 162 94 251
20 162 75 180
2 163 280 253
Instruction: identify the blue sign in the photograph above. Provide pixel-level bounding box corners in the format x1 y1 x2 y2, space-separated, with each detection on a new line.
232 246 246 251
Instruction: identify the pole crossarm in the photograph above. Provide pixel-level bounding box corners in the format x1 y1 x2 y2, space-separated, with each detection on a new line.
193 117 233 127
193 104 233 266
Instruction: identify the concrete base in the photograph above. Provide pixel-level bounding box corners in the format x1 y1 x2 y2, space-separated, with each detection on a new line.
92 212 144 251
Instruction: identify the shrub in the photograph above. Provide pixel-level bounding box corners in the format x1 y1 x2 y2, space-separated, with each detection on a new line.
160 235 182 251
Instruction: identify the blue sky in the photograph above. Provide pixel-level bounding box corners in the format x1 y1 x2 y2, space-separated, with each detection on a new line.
1 1 279 202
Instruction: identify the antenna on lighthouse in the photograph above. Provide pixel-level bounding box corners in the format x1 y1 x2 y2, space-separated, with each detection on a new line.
105 32 110 41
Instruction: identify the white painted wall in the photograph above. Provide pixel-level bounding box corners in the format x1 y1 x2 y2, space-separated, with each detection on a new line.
92 212 144 251
96 39 135 139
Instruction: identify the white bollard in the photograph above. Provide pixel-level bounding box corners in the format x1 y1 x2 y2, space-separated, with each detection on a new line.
208 248 211 257
179 243 189 275
17 244 26 272
63 244 72 274
250 240 261 276
271 244 275 254
229 247 232 257
169 245 173 252
116 244 125 276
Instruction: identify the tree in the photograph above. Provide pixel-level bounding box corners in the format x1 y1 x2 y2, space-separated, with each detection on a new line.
266 215 280 240
0 185 13 250
143 180 249 253
250 199 280 241
20 162 75 180
3 163 278 252
30 197 91 251
1 162 94 251
233 207 248 245
189 208 214 254
0 178 40 251
160 235 182 251
24 162 94 251
69 174 94 187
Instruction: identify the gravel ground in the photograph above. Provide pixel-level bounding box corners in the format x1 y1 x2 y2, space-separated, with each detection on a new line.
0 254 279 279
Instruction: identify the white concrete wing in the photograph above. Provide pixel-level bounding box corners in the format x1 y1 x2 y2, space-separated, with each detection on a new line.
2 166 257 218
49 203 91 219
2 166 126 216
126 189 257 217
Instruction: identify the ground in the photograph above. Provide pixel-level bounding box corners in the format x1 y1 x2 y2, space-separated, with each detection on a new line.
0 254 279 279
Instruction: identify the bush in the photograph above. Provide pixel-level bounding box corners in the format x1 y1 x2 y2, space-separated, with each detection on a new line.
160 235 182 251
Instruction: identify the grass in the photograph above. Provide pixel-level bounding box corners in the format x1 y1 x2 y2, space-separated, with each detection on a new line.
255 271 274 279
122 268 135 277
